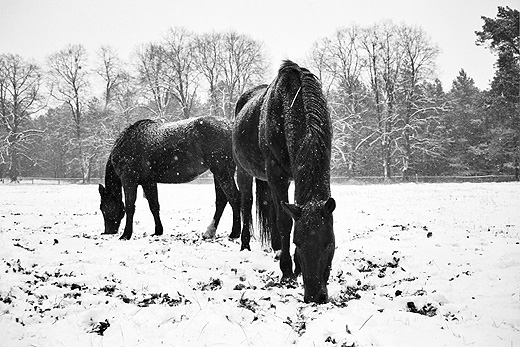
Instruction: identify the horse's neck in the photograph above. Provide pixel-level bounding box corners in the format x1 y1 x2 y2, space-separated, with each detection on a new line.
294 165 331 205
105 160 123 200
292 133 331 205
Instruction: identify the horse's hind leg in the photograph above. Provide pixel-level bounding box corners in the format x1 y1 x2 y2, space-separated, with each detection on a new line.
142 182 163 236
120 183 138 240
203 176 227 239
237 168 253 251
217 170 241 240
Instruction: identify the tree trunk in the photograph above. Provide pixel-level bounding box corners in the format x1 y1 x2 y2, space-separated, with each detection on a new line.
8 151 19 182
515 158 519 181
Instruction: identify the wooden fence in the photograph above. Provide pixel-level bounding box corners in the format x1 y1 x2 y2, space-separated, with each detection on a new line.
4 174 517 185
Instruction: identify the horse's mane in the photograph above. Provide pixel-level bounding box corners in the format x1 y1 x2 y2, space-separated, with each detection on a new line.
278 60 332 202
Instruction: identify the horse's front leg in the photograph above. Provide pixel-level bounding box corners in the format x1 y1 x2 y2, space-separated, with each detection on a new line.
273 195 294 281
266 163 294 280
142 182 163 237
120 183 138 240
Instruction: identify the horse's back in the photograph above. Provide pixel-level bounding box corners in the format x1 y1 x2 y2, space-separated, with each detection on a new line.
110 116 233 184
233 85 269 179
187 116 235 170
194 116 232 145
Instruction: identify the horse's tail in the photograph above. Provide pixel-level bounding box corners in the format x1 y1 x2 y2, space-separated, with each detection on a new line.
255 178 276 249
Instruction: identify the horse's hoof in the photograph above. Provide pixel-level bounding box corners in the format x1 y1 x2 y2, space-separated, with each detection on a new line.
281 275 294 283
152 232 163 237
202 232 215 240
119 235 131 240
204 221 217 239
203 227 216 240
228 231 240 239
280 275 297 288
240 244 251 251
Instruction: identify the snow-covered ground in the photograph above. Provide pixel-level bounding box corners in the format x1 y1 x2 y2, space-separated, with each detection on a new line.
0 182 519 346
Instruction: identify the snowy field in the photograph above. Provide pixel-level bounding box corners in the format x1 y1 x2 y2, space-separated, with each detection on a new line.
0 182 519 347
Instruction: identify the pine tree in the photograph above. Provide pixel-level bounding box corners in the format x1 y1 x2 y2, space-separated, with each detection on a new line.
476 6 520 178
445 70 488 174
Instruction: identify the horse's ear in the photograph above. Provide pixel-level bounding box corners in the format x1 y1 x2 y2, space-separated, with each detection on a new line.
282 202 301 220
322 197 336 216
98 184 105 198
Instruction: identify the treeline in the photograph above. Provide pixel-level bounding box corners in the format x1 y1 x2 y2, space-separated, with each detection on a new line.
1 28 269 181
1 7 518 182
308 15 519 179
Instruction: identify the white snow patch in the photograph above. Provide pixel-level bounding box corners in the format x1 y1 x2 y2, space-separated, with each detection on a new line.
0 182 519 346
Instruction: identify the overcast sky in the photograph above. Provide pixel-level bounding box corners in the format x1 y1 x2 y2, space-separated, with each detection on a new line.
1 0 517 90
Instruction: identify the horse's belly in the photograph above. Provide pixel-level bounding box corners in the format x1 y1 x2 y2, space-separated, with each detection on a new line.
233 87 271 180
150 154 208 184
234 146 266 180
156 170 207 184
233 125 267 179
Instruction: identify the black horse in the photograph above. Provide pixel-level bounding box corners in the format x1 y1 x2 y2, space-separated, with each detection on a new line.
233 60 336 303
98 116 243 245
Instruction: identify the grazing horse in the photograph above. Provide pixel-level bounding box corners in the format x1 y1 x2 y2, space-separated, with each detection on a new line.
233 60 336 304
98 116 242 245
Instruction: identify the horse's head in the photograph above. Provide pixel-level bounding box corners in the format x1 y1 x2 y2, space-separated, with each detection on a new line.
283 197 336 304
98 184 125 234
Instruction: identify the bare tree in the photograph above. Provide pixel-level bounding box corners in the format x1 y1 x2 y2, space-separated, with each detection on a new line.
323 27 368 176
219 31 266 118
161 27 199 119
395 25 441 178
135 42 172 118
195 32 224 117
314 21 442 178
359 22 404 179
307 38 337 98
47 44 92 182
0 54 45 180
195 30 267 119
95 45 126 112
112 72 141 128
94 45 142 137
